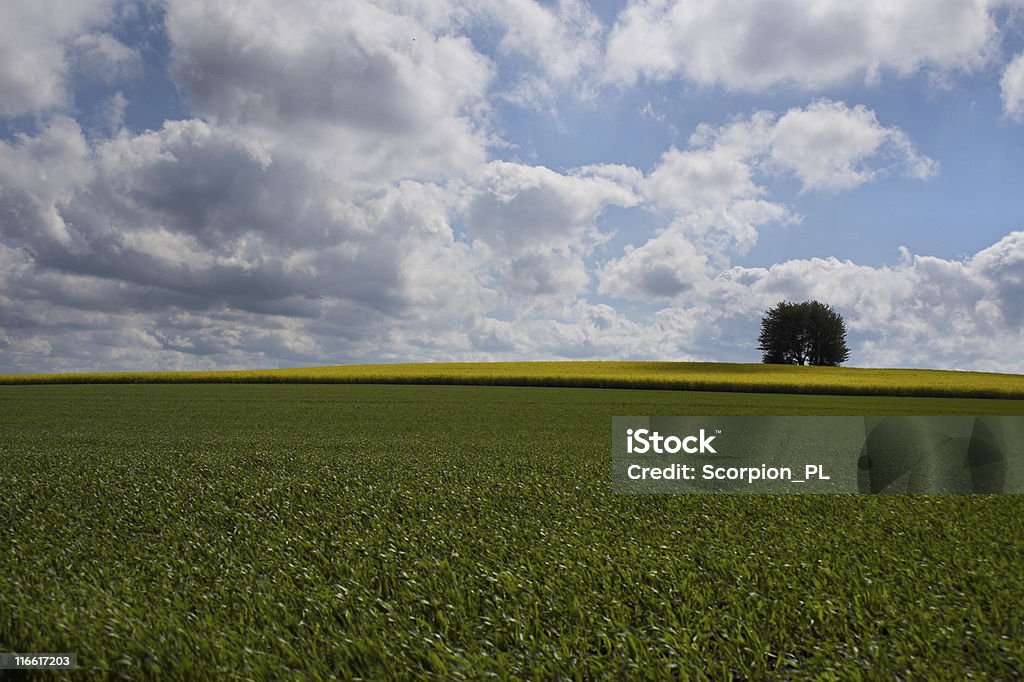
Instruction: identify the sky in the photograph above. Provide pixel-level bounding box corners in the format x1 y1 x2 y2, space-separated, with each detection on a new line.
2 0 1024 374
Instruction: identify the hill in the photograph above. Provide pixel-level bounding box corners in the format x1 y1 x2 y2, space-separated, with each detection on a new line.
3 360 1024 399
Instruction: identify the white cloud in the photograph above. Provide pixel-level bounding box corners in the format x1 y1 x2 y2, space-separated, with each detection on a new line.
99 91 129 132
166 0 490 131
0 128 491 371
459 161 639 302
344 0 606 108
164 0 493 184
969 230 1024 324
483 0 604 103
0 97 944 373
605 0 997 90
623 101 930 265
646 101 933 203
645 144 763 212
0 116 94 248
583 233 1024 372
1000 51 1024 121
0 2 504 372
463 161 638 254
0 0 119 117
71 32 142 84
638 113 785 256
0 116 481 323
493 0 601 79
691 233 1024 371
598 231 709 300
1 115 645 369
2 1 1020 376
769 100 939 191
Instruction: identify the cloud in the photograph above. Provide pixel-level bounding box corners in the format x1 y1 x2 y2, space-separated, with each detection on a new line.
0 2 500 372
645 143 763 213
769 100 939 191
969 230 1024 325
164 0 493 185
1 1 1020 376
692 232 1024 371
98 91 129 132
482 230 1024 371
71 32 142 84
459 161 638 301
480 0 604 105
0 95 946 374
2 118 641 369
598 101 931 293
598 231 709 300
643 101 933 210
0 0 120 117
0 116 95 248
0 116 483 325
1001 51 1024 121
165 0 490 132
604 0 997 90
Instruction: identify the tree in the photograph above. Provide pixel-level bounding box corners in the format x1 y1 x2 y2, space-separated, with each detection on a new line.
757 300 850 366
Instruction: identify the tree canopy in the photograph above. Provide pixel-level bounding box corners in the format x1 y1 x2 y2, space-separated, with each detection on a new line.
757 300 850 366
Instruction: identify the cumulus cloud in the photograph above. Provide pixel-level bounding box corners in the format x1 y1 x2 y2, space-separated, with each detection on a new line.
455 300 685 361
591 232 1024 372
0 98 946 373
0 0 121 117
0 0 610 372
596 101 933 299
604 0 997 90
969 230 1024 325
459 161 639 303
645 143 763 213
728 236 1024 371
0 117 95 248
496 0 601 81
0 115 484 328
708 236 1018 369
164 0 492 183
462 161 638 254
480 0 604 105
644 100 933 207
769 100 939 191
165 0 490 132
0 117 640 370
2 0 1021 376
598 231 709 300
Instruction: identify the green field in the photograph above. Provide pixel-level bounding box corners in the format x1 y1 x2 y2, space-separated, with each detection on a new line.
2 383 1023 679
4 360 1024 400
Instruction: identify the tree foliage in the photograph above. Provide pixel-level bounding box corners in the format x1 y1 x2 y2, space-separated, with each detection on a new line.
757 300 850 366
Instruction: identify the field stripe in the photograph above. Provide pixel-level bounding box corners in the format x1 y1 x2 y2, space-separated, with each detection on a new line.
2 361 1024 400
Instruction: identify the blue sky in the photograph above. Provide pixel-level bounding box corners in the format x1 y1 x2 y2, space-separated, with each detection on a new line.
2 0 1024 373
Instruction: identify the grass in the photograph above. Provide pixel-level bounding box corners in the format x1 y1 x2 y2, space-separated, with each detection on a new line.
3 360 1024 400
2 383 1023 679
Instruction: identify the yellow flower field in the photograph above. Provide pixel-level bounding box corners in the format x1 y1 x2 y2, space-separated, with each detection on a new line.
3 361 1024 399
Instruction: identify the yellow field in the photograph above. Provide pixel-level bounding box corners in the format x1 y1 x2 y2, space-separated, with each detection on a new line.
3 360 1024 399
